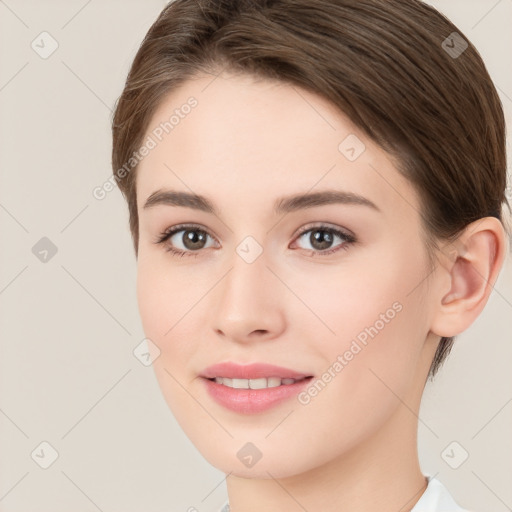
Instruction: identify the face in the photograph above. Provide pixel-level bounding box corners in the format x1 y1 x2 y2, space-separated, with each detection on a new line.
135 71 440 478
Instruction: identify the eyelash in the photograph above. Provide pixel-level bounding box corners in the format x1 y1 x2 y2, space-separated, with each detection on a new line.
154 223 356 258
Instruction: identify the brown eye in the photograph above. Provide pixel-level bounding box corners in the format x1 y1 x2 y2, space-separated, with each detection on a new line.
156 224 217 257
294 225 355 255
178 229 209 250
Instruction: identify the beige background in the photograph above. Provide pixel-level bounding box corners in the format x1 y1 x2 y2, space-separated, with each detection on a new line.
0 1 511 511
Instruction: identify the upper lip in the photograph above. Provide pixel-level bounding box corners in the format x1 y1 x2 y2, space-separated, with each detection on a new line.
200 362 312 380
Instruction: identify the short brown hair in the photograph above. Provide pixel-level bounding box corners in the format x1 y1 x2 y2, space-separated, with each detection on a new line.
111 0 509 379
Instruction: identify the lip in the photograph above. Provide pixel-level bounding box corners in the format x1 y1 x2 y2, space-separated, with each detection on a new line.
200 362 311 380
199 362 314 414
201 376 313 414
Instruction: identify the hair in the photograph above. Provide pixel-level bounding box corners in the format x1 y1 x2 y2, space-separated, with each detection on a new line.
111 0 509 379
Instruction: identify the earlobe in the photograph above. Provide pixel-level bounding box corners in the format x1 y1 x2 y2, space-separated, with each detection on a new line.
430 217 506 338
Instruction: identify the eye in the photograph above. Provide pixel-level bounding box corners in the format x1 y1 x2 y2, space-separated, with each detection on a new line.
154 224 218 257
154 223 356 258
292 224 356 256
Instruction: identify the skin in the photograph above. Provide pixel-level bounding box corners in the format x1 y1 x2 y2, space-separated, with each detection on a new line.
134 70 506 512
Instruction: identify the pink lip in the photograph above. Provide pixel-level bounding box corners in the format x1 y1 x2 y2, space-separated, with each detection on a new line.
200 362 311 380
201 377 313 414
199 362 314 414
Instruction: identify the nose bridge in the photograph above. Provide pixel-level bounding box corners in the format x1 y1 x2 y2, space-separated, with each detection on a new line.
221 236 270 310
212 234 283 339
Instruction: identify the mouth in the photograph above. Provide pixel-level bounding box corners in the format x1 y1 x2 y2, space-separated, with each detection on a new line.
199 362 315 412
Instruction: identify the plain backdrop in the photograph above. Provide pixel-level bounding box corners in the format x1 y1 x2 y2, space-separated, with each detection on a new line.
0 1 511 511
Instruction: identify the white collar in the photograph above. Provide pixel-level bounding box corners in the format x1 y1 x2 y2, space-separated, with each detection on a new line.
217 475 469 512
411 475 470 511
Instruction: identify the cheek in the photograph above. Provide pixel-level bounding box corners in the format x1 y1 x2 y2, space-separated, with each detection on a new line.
135 260 204 426
136 259 198 365
295 248 430 396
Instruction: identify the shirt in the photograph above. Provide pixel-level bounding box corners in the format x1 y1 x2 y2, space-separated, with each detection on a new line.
216 475 470 511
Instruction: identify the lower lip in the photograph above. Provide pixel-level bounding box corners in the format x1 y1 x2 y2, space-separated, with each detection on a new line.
201 377 313 414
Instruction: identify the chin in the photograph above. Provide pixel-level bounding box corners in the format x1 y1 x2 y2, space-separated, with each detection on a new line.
205 450 313 480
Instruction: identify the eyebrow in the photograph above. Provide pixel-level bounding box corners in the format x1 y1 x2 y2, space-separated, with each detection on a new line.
142 188 381 215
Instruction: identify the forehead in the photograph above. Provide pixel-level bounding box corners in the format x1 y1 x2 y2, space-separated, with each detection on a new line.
135 71 419 221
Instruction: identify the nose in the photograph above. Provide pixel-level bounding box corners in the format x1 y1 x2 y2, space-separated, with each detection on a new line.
212 245 286 344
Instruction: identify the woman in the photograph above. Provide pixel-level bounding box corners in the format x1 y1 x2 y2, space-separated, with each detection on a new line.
111 0 509 510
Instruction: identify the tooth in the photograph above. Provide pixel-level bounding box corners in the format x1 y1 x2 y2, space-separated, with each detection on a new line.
232 378 249 389
213 376 302 388
267 377 282 388
249 378 268 389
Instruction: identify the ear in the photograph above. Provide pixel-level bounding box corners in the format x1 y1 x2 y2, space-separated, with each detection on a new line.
430 217 507 338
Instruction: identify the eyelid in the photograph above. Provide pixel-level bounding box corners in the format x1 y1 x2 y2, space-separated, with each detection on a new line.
155 223 217 244
293 221 355 239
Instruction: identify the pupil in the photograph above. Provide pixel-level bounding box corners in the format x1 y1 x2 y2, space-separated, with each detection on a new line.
184 230 206 250
311 230 333 250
